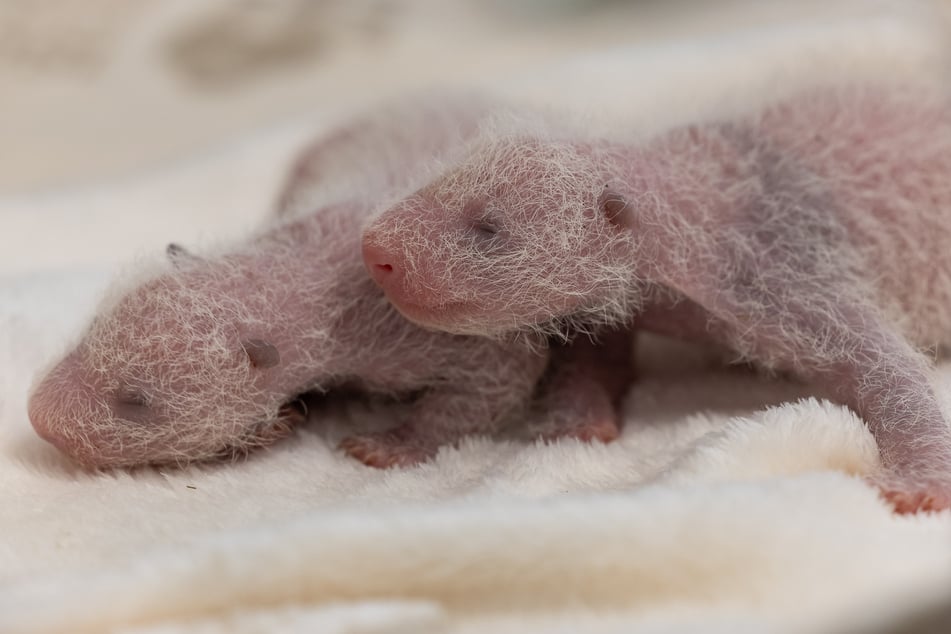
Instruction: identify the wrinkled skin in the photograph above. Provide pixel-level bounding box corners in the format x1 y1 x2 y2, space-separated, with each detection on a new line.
363 83 951 512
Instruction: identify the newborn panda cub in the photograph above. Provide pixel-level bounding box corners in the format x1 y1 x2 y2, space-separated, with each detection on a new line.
27 96 628 469
363 83 951 512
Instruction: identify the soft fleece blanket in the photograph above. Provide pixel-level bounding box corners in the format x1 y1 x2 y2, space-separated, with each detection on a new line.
3 5 951 634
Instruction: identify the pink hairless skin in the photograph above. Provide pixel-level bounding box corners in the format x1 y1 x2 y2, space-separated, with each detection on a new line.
27 96 630 469
362 83 951 512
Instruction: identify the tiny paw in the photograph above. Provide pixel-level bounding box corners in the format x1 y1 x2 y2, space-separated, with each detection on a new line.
537 416 620 445
339 425 436 469
874 477 951 514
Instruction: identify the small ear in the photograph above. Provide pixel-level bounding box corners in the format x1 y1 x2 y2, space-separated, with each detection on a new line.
166 243 196 267
242 339 281 369
598 187 630 226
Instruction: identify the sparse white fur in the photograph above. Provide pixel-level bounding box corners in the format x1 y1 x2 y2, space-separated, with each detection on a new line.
34 210 548 466
27 96 551 468
364 82 951 511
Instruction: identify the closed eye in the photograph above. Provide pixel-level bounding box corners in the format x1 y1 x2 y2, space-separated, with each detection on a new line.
463 198 499 239
116 385 150 408
467 217 511 257
471 219 499 239
113 385 154 423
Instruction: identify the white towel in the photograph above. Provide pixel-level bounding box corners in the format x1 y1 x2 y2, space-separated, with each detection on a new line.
3 4 950 632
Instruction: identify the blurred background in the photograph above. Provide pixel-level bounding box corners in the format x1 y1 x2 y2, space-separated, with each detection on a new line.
1 0 947 273
6 0 936 193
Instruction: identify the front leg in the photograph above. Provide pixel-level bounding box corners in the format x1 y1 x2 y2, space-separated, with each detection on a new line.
338 419 440 469
634 130 951 512
341 342 549 468
676 274 951 513
819 323 951 513
529 328 635 444
339 388 508 468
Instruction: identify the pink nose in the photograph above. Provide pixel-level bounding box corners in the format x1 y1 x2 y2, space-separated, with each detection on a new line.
27 359 118 467
27 386 88 460
362 241 400 288
28 364 72 451
28 401 64 451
